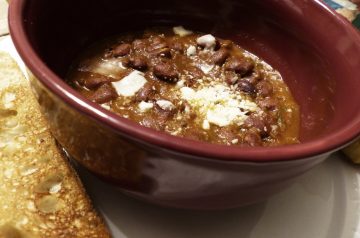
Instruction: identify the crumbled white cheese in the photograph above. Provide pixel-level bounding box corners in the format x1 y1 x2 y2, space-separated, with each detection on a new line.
156 100 175 111
200 64 214 74
138 101 153 112
173 26 193 37
231 139 239 144
202 120 210 130
85 58 125 79
180 87 195 99
180 84 259 127
186 45 197 56
176 80 186 89
112 70 147 97
197 34 216 50
238 100 260 112
207 105 247 127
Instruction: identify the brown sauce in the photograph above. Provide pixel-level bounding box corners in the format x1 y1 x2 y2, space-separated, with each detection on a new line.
67 27 300 146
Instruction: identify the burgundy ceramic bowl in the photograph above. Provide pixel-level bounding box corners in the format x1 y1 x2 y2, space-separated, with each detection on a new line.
9 0 360 209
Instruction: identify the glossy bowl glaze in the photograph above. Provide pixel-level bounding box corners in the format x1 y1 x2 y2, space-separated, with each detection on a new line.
9 0 360 209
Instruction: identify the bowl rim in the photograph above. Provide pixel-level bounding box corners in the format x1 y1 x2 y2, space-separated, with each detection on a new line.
8 0 360 162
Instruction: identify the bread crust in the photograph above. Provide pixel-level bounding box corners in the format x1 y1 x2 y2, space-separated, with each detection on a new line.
0 51 110 237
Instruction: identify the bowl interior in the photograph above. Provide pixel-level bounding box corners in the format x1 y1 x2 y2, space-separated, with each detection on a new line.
18 0 360 144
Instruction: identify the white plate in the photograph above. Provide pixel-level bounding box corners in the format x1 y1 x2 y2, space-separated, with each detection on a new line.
77 153 360 238
1 36 359 238
0 0 8 37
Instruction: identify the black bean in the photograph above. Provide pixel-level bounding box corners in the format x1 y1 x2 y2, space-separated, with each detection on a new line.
103 49 113 58
153 62 179 83
88 83 117 104
237 80 256 94
83 74 114 89
171 42 184 52
147 42 168 52
265 111 278 125
142 117 165 131
218 128 239 144
149 47 171 58
244 115 269 137
244 130 262 146
125 56 148 71
224 72 239 85
242 74 262 85
210 48 229 65
147 41 172 58
187 66 204 79
154 103 176 128
225 57 254 76
258 97 278 111
256 81 273 97
132 39 146 50
135 83 155 102
112 43 131 57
